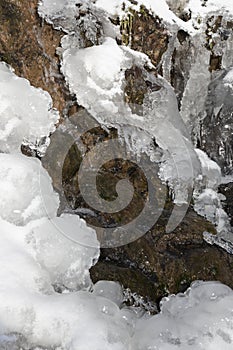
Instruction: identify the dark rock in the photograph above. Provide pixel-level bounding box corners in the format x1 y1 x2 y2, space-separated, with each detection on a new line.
201 68 233 173
91 208 233 305
219 183 233 226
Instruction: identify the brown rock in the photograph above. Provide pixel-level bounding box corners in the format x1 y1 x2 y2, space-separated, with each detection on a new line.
91 209 233 305
0 0 68 113
120 6 169 68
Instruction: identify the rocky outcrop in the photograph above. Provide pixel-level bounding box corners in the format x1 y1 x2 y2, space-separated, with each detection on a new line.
1 0 233 308
91 209 233 305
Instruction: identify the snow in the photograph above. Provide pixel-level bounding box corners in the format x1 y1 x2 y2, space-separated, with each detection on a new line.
39 0 233 242
38 0 233 40
61 37 131 117
0 59 132 350
95 0 195 33
29 214 99 291
187 0 233 17
0 218 128 350
0 153 59 225
1 210 233 349
95 0 233 34
0 62 59 154
132 280 233 350
62 37 129 104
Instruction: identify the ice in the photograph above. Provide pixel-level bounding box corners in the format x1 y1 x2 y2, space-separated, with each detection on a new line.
132 281 233 350
0 153 59 225
186 0 233 18
194 188 223 223
0 62 59 154
93 281 124 307
2 219 233 350
61 36 200 206
0 218 130 349
38 0 233 45
224 68 233 87
0 1 231 348
180 39 210 141
193 149 232 239
38 0 78 31
95 0 195 33
38 0 114 41
29 214 100 291
61 37 131 115
195 149 221 189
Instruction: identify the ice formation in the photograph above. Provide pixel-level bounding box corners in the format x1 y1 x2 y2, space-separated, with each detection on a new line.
0 0 233 348
0 153 59 225
61 36 200 206
29 214 99 291
0 217 127 350
1 203 233 349
132 281 233 350
38 0 233 245
38 0 233 36
0 62 59 154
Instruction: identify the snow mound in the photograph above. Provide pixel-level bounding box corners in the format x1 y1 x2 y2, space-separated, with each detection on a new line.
132 280 233 350
29 214 100 291
0 62 59 153
0 218 131 350
0 153 59 225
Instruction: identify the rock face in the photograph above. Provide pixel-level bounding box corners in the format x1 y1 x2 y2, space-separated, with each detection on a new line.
0 0 68 113
91 209 233 305
120 6 169 68
219 182 233 226
201 69 233 173
1 0 233 306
